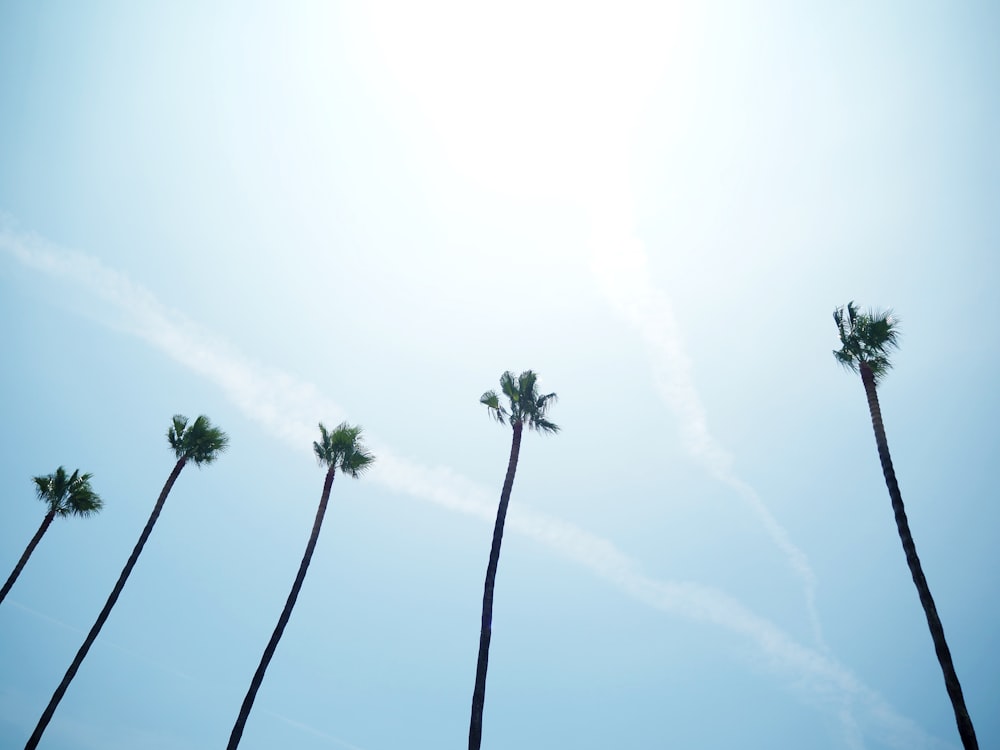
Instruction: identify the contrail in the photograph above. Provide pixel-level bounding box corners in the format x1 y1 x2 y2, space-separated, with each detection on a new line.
0 223 951 750
362 0 831 728
587 191 826 649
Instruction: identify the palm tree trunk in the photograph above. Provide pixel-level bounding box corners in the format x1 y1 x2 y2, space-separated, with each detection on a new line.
24 457 188 750
0 509 56 606
469 421 523 750
227 466 337 749
860 364 978 750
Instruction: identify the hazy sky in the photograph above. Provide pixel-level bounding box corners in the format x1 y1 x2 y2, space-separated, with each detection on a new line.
1 2 998 749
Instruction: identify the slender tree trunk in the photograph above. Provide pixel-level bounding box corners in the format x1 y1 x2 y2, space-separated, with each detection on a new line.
469 421 523 750
0 509 56 606
227 466 337 749
25 457 188 750
860 364 978 750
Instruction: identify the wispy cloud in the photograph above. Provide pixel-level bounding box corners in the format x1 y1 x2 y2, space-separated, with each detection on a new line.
587 194 826 649
0 222 951 750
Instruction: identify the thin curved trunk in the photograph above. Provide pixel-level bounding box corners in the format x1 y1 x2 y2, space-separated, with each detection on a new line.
469 421 522 750
227 466 337 749
25 457 187 750
861 364 978 750
0 509 56 605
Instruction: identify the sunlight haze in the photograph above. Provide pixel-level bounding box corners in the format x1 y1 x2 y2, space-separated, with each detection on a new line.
1 2 997 750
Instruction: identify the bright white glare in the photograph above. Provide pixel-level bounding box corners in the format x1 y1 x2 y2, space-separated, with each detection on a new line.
367 4 827 650
365 0 679 202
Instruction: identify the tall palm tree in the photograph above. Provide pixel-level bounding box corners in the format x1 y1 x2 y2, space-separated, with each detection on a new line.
1 467 103 606
469 370 558 750
833 302 977 750
227 421 374 749
25 414 228 750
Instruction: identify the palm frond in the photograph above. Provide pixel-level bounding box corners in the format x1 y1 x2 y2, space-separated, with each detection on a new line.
168 415 189 457
535 391 557 410
184 415 229 465
480 390 507 424
329 422 364 456
517 370 537 398
33 470 59 494
528 416 561 434
499 371 519 403
33 469 61 513
846 300 859 326
833 347 859 373
313 422 333 464
832 303 901 385
483 370 560 433
342 446 376 478
866 354 894 383
65 471 103 517
168 414 228 465
313 422 375 478
34 466 103 518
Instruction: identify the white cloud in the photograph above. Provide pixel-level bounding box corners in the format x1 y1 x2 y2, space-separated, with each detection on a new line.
587 192 827 649
0 223 952 750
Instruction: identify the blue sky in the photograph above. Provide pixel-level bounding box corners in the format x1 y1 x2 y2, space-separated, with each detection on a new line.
1 2 998 749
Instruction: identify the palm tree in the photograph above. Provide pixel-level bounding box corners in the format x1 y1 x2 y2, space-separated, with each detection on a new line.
25 415 228 750
833 303 977 750
1 467 103 606
469 370 558 750
227 421 374 749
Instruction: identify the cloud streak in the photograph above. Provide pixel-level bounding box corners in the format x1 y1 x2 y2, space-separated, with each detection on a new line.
587 193 826 650
0 222 951 750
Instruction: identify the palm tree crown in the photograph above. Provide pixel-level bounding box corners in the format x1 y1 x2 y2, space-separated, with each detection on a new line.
34 467 103 517
833 301 900 384
480 370 559 433
168 414 229 466
314 422 375 477
1 467 103 607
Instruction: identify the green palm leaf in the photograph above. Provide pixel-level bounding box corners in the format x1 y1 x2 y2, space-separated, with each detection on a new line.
481 370 560 433
33 466 103 517
314 421 375 477
168 414 229 465
832 301 900 384
2 467 103 607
